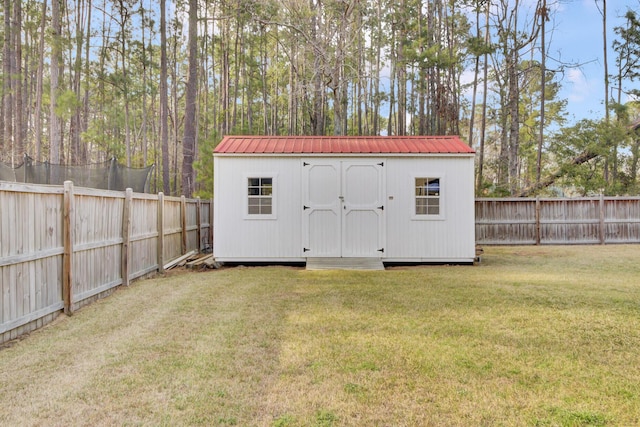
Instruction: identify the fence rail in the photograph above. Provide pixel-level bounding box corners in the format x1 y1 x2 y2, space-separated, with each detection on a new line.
1 181 212 344
476 196 640 245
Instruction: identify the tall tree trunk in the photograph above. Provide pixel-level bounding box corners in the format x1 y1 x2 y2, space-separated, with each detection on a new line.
34 0 48 162
536 1 547 185
287 44 295 135
601 0 609 125
221 18 230 135
13 0 24 163
50 0 62 164
3 0 12 161
230 16 241 133
141 2 148 166
600 0 610 184
71 0 85 164
508 49 520 195
397 3 406 136
160 0 170 193
182 0 198 198
83 0 91 161
98 0 109 162
311 0 324 135
117 0 132 167
468 3 481 147
476 2 490 193
261 25 269 134
387 23 396 136
372 0 382 135
171 20 179 196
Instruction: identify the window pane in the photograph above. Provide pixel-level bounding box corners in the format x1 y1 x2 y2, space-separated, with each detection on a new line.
427 178 440 196
415 178 427 196
248 178 260 187
261 198 272 214
428 197 439 214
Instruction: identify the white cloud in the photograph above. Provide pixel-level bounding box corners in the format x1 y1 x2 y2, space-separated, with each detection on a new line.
624 92 639 105
566 68 593 103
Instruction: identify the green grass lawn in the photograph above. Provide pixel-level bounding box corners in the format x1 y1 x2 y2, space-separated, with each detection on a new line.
1 245 639 426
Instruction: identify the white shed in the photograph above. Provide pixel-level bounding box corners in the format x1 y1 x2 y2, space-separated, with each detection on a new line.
213 135 476 265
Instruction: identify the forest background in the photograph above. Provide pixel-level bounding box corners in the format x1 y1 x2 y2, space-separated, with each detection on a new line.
1 0 640 198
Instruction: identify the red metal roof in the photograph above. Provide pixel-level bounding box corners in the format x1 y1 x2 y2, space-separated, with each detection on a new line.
214 135 474 155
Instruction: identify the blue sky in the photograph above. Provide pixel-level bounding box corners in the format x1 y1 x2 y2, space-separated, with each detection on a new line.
551 0 640 123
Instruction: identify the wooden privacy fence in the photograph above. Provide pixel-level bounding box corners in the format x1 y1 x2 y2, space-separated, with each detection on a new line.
476 196 640 245
1 181 212 344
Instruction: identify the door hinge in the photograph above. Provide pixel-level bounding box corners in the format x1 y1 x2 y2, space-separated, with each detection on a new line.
303 248 310 252
303 162 310 166
303 205 310 210
377 248 385 253
377 205 384 210
377 162 384 167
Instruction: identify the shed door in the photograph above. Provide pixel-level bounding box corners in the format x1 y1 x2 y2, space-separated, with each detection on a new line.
303 160 385 257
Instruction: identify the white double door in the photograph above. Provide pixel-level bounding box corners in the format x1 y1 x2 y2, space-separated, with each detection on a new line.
302 159 385 258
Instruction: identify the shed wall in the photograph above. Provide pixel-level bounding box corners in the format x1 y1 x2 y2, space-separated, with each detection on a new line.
213 154 475 262
385 156 476 261
214 157 303 260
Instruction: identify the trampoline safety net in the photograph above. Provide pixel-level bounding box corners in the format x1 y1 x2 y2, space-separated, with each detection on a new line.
1 157 154 193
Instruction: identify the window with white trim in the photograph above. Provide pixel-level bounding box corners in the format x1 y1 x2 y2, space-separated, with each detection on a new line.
247 177 273 215
415 177 440 216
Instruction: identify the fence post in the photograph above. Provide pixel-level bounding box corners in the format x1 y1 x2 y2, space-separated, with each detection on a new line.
599 194 605 245
196 197 202 252
63 181 74 315
122 188 133 286
535 197 541 245
157 192 165 273
209 198 214 253
181 195 187 254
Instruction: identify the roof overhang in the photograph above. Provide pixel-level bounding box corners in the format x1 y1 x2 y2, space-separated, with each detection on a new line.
214 135 475 156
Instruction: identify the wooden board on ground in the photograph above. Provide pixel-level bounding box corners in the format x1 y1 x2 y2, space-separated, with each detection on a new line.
163 250 198 270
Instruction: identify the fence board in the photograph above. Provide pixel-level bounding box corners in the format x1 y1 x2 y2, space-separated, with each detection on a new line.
185 201 198 252
199 200 212 252
1 181 210 344
1 183 65 336
163 198 183 262
476 197 640 245
130 197 159 279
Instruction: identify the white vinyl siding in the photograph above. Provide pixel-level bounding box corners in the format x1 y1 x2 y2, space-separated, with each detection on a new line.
386 159 475 261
